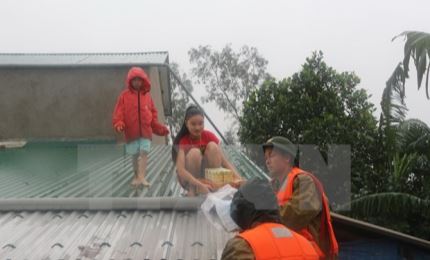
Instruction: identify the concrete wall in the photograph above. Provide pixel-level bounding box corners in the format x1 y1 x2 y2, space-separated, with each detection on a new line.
0 66 167 144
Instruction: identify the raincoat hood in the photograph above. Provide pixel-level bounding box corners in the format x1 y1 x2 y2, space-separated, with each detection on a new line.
126 67 151 93
230 178 281 231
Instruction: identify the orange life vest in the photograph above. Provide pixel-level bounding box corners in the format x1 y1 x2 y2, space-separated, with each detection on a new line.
238 222 320 260
276 167 339 259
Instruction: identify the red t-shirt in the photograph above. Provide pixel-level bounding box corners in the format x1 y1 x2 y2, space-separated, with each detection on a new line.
179 130 220 154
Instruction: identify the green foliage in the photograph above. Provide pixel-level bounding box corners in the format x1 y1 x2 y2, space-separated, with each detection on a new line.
350 70 430 238
351 107 430 239
397 119 430 158
395 119 430 199
380 63 407 127
343 192 430 218
237 49 430 239
340 192 430 240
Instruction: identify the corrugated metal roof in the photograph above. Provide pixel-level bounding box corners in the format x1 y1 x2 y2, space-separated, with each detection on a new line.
0 209 232 259
3 141 429 257
0 142 267 198
0 141 263 258
0 52 169 67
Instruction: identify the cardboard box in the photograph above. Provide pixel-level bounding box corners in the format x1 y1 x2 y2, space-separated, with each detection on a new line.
205 167 234 189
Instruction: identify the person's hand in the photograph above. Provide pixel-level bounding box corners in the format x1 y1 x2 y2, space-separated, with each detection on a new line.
115 125 124 132
161 126 170 136
115 122 125 132
197 181 213 194
231 178 246 188
152 124 170 136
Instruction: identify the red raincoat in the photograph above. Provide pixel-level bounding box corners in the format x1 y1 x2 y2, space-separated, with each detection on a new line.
112 67 169 142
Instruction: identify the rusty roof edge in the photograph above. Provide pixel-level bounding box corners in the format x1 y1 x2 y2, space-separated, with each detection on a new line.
0 197 204 211
331 212 430 250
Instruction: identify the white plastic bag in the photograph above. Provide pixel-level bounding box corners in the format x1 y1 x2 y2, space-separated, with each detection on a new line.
201 184 240 232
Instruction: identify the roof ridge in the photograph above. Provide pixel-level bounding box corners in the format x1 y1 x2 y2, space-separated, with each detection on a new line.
0 51 168 56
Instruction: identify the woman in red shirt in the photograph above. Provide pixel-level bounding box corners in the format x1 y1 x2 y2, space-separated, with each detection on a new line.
172 105 241 196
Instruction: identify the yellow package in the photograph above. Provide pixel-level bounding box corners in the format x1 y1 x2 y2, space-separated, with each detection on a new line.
205 167 234 188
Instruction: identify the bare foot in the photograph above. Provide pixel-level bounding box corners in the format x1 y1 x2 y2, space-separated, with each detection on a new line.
130 178 140 188
185 185 198 197
186 189 196 197
140 179 150 187
135 177 150 187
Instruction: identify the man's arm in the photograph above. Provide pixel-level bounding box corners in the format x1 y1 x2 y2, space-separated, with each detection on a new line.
279 174 322 231
221 237 255 260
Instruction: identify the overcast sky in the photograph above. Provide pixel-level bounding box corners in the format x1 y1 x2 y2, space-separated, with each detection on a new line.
1 0 429 134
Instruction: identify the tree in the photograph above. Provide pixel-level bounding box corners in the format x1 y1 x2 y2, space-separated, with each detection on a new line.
239 51 379 198
373 63 409 191
392 31 430 99
167 63 194 138
189 44 271 143
396 119 430 198
376 60 430 199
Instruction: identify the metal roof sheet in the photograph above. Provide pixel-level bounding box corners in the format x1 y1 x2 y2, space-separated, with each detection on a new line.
0 142 267 198
0 52 169 67
0 209 232 259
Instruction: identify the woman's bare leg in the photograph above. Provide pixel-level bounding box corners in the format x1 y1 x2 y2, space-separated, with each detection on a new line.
185 148 203 196
204 142 222 168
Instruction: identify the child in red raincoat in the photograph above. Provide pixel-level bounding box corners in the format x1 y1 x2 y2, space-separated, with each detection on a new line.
113 67 169 188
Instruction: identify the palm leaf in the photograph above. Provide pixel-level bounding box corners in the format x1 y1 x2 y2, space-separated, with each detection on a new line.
392 153 418 189
393 31 430 99
338 192 430 217
380 63 408 128
397 119 430 155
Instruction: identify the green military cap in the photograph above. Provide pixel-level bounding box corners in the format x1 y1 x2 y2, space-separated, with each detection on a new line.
262 136 297 157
